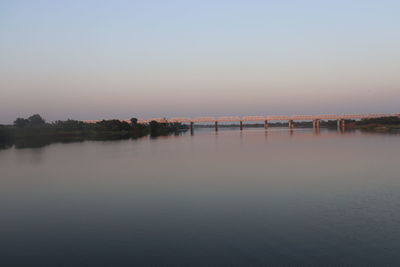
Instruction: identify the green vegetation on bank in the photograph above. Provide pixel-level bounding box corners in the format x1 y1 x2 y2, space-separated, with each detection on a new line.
354 116 400 132
0 114 188 149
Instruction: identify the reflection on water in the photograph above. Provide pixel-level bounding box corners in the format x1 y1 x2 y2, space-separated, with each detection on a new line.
0 131 188 150
1 128 400 266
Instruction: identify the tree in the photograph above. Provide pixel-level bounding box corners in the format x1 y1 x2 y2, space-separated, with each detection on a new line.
53 119 84 131
96 120 131 131
149 120 160 136
14 118 29 128
130 118 138 126
0 125 14 146
28 114 46 126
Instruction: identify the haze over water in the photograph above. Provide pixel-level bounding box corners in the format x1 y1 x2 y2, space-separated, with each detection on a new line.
1 128 399 266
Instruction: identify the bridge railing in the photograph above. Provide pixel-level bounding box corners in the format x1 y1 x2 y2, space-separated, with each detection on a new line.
242 116 266 121
87 113 400 124
217 116 242 122
191 117 217 123
168 117 192 123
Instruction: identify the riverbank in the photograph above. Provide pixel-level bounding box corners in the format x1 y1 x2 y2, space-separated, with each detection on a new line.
352 116 400 133
0 115 188 149
355 124 400 132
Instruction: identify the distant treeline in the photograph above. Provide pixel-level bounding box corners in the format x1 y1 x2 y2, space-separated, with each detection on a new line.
0 115 188 149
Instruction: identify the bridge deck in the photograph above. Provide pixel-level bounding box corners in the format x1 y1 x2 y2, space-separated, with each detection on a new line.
83 113 399 124
135 113 399 124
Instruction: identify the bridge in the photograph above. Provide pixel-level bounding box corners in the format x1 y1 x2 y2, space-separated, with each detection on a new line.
85 113 400 132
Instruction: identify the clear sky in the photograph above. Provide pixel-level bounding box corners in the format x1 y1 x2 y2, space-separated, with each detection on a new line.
1 0 399 123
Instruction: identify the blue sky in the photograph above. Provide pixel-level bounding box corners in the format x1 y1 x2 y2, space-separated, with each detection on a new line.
1 0 399 122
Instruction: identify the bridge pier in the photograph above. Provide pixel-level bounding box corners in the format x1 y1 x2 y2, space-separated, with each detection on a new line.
337 119 345 131
288 120 294 129
190 122 194 135
313 119 320 129
264 120 268 129
240 121 243 131
215 121 218 132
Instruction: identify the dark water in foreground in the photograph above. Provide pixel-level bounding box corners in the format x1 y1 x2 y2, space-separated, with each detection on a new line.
1 128 400 266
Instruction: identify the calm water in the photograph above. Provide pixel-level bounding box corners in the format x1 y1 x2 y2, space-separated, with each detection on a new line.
1 128 400 266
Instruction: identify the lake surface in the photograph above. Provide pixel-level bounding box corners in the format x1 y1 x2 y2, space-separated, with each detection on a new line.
1 128 400 266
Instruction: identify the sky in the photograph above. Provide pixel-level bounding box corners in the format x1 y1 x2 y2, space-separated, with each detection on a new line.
1 0 399 123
